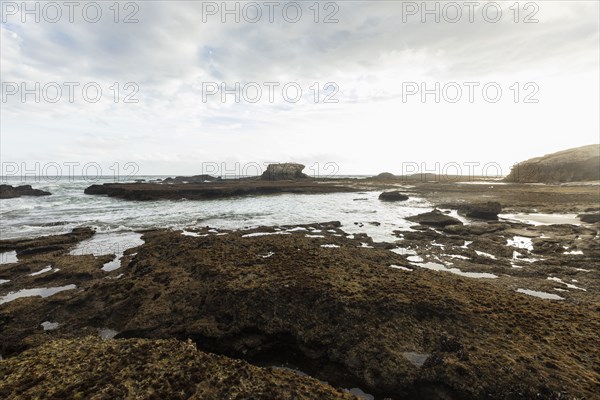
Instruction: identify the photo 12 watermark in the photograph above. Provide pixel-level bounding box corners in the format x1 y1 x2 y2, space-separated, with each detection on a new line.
200 1 339 24
1 1 140 23
201 81 340 104
397 161 505 182
1 82 140 104
401 82 540 104
1 162 140 183
400 1 539 23
196 161 340 179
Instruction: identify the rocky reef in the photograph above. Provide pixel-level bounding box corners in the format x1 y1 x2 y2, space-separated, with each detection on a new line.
0 337 355 400
505 144 600 183
0 184 51 199
1 217 599 399
84 180 360 201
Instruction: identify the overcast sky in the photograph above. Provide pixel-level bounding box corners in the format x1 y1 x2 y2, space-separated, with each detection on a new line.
1 1 598 177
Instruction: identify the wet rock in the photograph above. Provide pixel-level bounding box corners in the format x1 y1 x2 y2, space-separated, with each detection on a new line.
578 213 600 224
261 163 308 181
0 337 355 400
378 191 409 202
458 201 502 220
0 185 51 199
406 209 462 227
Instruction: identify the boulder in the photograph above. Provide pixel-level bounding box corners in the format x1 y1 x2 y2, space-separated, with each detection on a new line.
504 144 600 183
0 184 51 199
578 213 600 224
378 191 409 202
261 163 308 180
406 209 463 227
458 202 502 220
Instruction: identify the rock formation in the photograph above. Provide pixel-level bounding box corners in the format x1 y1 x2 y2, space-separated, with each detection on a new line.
373 172 397 180
378 191 409 201
504 144 600 183
406 209 462 227
457 201 502 220
0 184 51 199
260 163 308 180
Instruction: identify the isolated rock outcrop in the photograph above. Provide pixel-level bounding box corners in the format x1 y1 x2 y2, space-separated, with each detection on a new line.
458 201 502 220
378 191 409 202
406 209 462 227
261 163 308 180
373 172 397 180
504 144 600 183
0 184 51 199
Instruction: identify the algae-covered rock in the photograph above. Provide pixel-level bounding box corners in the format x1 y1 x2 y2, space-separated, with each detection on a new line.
0 337 356 400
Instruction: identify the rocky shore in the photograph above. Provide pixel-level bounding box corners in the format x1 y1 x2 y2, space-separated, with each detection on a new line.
1 214 599 399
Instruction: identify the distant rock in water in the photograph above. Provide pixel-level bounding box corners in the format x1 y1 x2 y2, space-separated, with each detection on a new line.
505 144 600 183
406 209 462 227
378 191 409 202
373 172 397 180
0 184 51 199
162 175 221 184
261 163 308 180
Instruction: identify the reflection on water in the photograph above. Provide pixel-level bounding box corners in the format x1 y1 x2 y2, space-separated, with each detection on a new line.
500 213 582 226
516 289 564 300
414 262 498 279
41 321 60 331
0 284 77 305
402 351 430 367
98 328 119 340
70 232 144 272
0 251 18 265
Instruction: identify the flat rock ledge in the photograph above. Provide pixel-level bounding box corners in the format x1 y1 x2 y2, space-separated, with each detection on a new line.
406 209 463 227
84 180 359 201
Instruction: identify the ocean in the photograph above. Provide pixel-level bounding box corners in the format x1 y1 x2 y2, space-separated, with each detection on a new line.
0 177 440 247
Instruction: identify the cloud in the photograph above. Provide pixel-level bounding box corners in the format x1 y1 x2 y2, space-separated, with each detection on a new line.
1 1 598 175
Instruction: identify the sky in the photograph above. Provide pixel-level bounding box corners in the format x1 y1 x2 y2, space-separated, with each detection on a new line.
1 0 599 178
